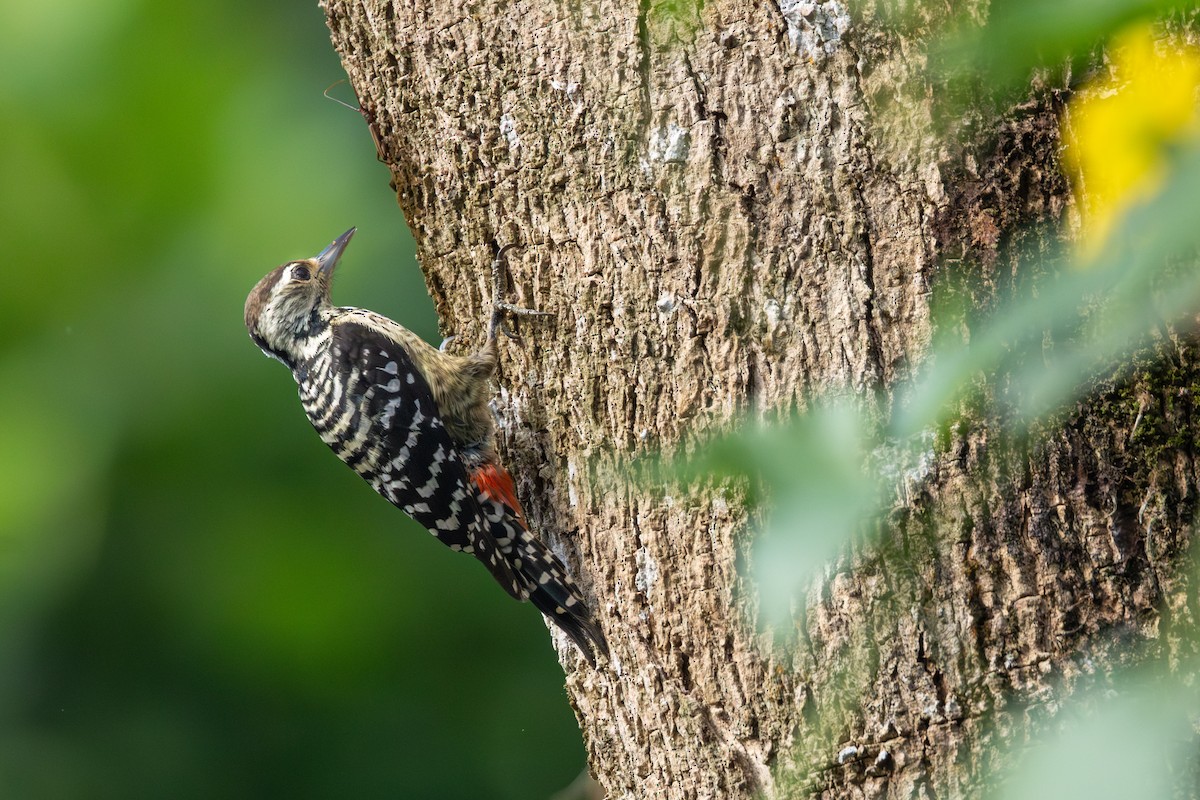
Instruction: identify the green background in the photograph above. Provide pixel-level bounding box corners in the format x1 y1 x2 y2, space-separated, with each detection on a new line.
0 2 584 797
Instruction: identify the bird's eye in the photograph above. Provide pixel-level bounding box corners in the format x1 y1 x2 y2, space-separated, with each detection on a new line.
291 264 311 281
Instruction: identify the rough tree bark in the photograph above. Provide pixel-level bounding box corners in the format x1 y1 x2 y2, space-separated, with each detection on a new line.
321 2 1199 798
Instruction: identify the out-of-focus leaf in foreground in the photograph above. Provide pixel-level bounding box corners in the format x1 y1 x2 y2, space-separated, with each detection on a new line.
930 0 1189 99
672 402 881 623
990 674 1198 800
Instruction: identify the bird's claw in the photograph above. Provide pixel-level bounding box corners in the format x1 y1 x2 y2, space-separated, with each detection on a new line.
490 303 554 342
489 242 554 342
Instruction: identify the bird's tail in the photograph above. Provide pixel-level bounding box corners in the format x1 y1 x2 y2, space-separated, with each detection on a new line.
513 528 609 667
469 462 608 665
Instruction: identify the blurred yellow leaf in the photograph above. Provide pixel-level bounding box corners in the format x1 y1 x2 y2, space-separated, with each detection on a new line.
1064 23 1200 260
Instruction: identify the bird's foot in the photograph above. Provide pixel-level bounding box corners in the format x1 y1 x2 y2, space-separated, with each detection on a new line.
489 242 554 342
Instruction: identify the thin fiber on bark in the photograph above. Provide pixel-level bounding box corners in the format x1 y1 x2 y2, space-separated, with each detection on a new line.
321 2 1199 798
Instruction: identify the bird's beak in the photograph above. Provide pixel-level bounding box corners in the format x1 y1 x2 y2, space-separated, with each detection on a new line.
316 227 356 279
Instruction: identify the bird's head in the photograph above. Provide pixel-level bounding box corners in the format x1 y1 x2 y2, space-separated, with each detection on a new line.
244 227 355 364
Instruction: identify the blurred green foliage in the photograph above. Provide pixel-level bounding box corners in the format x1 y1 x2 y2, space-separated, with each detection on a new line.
931 0 1192 92
989 665 1200 800
0 2 583 798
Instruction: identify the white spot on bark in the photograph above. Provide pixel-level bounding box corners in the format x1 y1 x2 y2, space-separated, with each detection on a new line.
648 124 690 163
499 113 520 150
764 298 782 327
635 547 659 593
837 745 859 764
567 459 578 508
549 78 581 101
656 292 676 314
780 0 850 61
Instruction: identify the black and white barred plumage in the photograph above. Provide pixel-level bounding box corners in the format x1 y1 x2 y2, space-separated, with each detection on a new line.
244 228 607 665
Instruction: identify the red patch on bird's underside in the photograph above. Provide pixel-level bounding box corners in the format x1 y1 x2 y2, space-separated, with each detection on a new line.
470 463 528 526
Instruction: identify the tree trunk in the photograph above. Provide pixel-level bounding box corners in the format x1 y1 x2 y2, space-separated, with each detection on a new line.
320 2 1199 798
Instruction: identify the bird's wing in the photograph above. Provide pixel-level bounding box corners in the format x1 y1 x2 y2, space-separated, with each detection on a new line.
328 319 524 599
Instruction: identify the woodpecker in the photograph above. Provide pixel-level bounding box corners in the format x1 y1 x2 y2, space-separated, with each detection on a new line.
244 228 607 665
